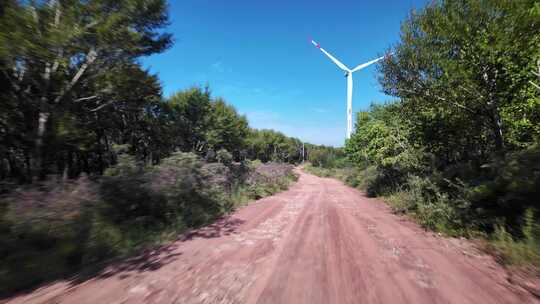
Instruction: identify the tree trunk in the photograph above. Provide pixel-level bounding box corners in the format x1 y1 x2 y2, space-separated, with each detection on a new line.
492 110 504 152
484 70 504 153
33 111 50 179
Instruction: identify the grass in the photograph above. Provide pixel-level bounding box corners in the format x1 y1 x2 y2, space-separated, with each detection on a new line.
488 209 540 271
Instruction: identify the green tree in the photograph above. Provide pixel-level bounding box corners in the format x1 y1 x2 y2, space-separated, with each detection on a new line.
245 129 303 163
206 98 249 156
0 0 171 179
168 87 212 153
379 0 540 162
346 103 418 169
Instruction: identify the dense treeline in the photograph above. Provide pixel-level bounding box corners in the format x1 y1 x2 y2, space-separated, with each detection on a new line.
0 1 312 185
309 0 540 268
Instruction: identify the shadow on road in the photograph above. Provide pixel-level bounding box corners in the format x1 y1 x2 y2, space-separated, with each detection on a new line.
2 215 247 302
182 216 245 240
70 242 183 285
72 215 245 284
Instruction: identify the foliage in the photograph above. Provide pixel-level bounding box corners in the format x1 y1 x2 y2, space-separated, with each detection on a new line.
308 146 346 168
0 0 172 180
231 162 297 205
245 129 305 163
206 99 249 156
101 152 225 229
379 0 540 158
489 209 540 268
0 154 297 295
216 149 233 166
167 87 212 153
338 0 540 269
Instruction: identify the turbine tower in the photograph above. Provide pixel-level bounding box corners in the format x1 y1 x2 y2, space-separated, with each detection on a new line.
311 39 386 139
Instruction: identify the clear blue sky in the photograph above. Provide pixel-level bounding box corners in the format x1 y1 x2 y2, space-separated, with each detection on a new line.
142 0 428 147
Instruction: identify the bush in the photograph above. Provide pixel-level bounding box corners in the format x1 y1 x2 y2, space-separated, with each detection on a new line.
489 209 540 269
216 149 233 166
101 152 226 229
308 147 345 168
0 153 298 295
465 146 540 236
383 175 470 235
0 177 102 295
232 163 297 204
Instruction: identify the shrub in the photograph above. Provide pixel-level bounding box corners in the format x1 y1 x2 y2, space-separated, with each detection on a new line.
489 209 540 268
0 177 101 295
465 146 540 236
216 149 233 166
0 153 298 295
308 147 345 168
233 163 297 204
395 175 470 235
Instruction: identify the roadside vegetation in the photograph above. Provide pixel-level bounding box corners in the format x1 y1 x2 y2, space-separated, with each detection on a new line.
306 0 540 277
0 0 306 296
0 152 297 295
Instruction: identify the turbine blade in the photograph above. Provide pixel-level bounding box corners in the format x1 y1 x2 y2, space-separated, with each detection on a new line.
351 55 385 72
311 39 350 72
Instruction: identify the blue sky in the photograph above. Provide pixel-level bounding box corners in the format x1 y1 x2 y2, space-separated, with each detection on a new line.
142 0 428 147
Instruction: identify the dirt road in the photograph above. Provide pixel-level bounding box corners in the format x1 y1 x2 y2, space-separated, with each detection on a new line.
6 169 537 304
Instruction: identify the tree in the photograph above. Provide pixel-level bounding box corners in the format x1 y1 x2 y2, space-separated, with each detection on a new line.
345 103 425 178
379 0 540 162
168 87 212 153
205 98 249 156
0 0 171 178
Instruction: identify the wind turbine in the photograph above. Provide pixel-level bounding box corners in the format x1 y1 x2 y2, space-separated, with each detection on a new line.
311 39 387 139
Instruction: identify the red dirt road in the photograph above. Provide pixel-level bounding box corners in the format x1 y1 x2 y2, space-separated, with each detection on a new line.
6 169 538 304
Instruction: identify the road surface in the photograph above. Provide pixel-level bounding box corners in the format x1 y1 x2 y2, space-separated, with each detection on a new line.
6 169 537 304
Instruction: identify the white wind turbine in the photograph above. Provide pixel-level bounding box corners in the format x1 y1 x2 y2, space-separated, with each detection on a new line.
311 39 387 139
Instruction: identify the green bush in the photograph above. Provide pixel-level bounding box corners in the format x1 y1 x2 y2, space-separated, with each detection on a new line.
382 175 465 235
489 209 540 268
308 147 346 168
216 149 233 166
465 146 540 236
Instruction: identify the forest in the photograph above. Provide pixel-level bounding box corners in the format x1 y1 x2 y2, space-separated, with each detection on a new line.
307 0 540 272
0 0 309 181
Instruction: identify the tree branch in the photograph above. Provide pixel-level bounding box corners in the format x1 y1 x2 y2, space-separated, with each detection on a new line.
29 5 42 37
401 87 477 114
54 48 98 103
74 95 98 102
50 1 63 74
90 100 115 112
